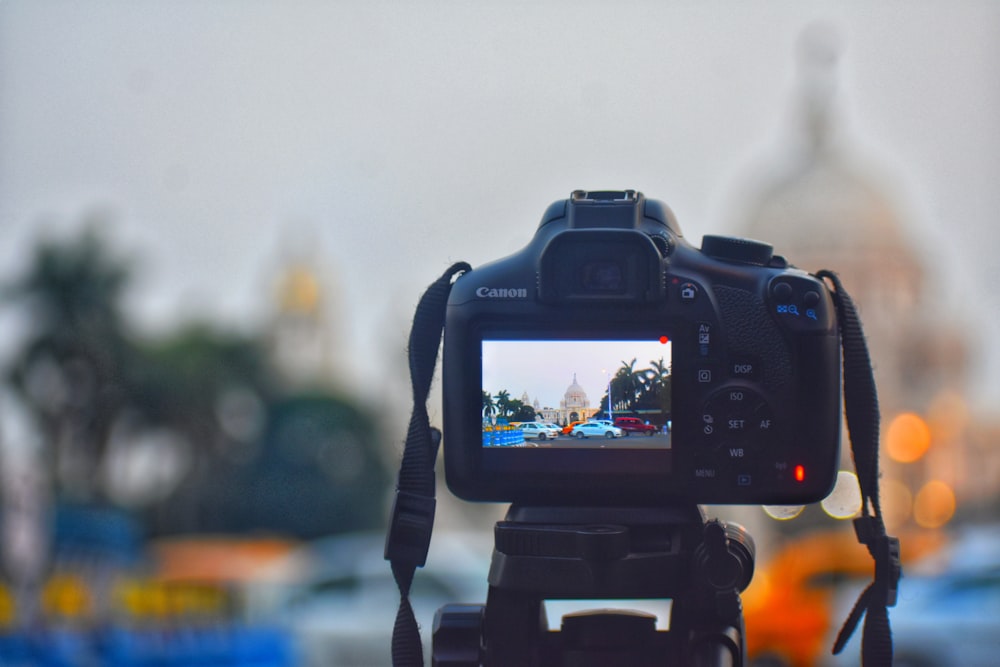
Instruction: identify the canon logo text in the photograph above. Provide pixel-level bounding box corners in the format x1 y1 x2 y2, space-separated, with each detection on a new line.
475 286 528 299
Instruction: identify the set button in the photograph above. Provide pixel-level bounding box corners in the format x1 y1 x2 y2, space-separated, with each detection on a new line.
699 387 776 444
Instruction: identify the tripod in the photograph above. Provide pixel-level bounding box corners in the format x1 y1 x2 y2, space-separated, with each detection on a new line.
432 504 755 666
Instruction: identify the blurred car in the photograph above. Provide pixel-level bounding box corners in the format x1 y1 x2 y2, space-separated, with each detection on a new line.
538 422 563 438
150 535 299 583
838 568 1000 667
246 531 492 667
613 416 657 436
561 420 587 435
743 528 946 667
570 423 623 439
831 523 1000 667
514 422 559 441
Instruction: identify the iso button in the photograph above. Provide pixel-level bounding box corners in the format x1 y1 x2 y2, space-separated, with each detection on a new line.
710 387 759 413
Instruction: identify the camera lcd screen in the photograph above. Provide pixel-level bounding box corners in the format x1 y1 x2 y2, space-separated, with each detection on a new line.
481 338 672 449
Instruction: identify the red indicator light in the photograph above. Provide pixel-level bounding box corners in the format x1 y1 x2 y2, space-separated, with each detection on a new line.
659 335 670 344
794 465 805 482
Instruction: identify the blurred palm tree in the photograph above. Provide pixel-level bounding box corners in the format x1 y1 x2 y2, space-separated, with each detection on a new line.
482 390 496 423
600 358 672 420
494 390 512 420
4 227 135 501
639 357 672 416
617 358 645 405
602 358 644 414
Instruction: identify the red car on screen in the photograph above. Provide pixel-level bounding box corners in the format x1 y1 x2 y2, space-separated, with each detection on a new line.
613 417 657 436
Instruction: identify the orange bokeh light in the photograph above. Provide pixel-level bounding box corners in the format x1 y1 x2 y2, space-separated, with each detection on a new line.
913 480 956 529
886 412 931 463
881 478 913 530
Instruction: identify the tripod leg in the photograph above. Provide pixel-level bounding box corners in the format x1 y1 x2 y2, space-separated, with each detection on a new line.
482 587 548 667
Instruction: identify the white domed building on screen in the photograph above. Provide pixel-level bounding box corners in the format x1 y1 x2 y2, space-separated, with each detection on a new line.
537 374 600 426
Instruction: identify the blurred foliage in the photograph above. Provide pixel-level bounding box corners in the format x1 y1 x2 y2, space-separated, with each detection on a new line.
3 225 390 538
4 228 134 500
163 394 389 538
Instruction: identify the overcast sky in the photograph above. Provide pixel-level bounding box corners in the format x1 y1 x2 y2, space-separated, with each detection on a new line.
1 1 998 427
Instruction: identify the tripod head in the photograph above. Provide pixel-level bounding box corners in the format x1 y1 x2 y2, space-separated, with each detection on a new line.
433 504 754 666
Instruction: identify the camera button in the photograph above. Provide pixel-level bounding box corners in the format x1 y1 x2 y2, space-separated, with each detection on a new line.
679 282 699 302
717 441 755 463
729 359 758 379
752 405 776 435
715 443 759 488
692 456 721 482
772 281 794 302
725 417 750 433
709 387 759 411
697 322 713 357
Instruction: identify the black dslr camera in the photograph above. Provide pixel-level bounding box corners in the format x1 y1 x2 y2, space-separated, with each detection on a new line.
390 190 893 666
442 190 841 506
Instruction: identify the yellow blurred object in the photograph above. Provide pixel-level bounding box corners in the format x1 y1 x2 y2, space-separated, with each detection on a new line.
277 265 322 316
41 574 92 620
0 584 15 627
113 578 230 622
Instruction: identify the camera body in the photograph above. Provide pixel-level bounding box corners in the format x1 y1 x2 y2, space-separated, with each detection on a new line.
442 190 841 506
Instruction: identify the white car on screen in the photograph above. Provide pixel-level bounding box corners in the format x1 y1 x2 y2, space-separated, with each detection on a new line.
516 422 558 441
570 423 623 439
538 422 562 438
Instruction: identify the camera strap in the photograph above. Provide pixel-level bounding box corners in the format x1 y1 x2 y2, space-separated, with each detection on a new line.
385 261 471 667
817 270 901 667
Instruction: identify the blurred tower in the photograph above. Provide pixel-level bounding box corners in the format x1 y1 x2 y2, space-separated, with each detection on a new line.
266 229 346 390
728 23 976 524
